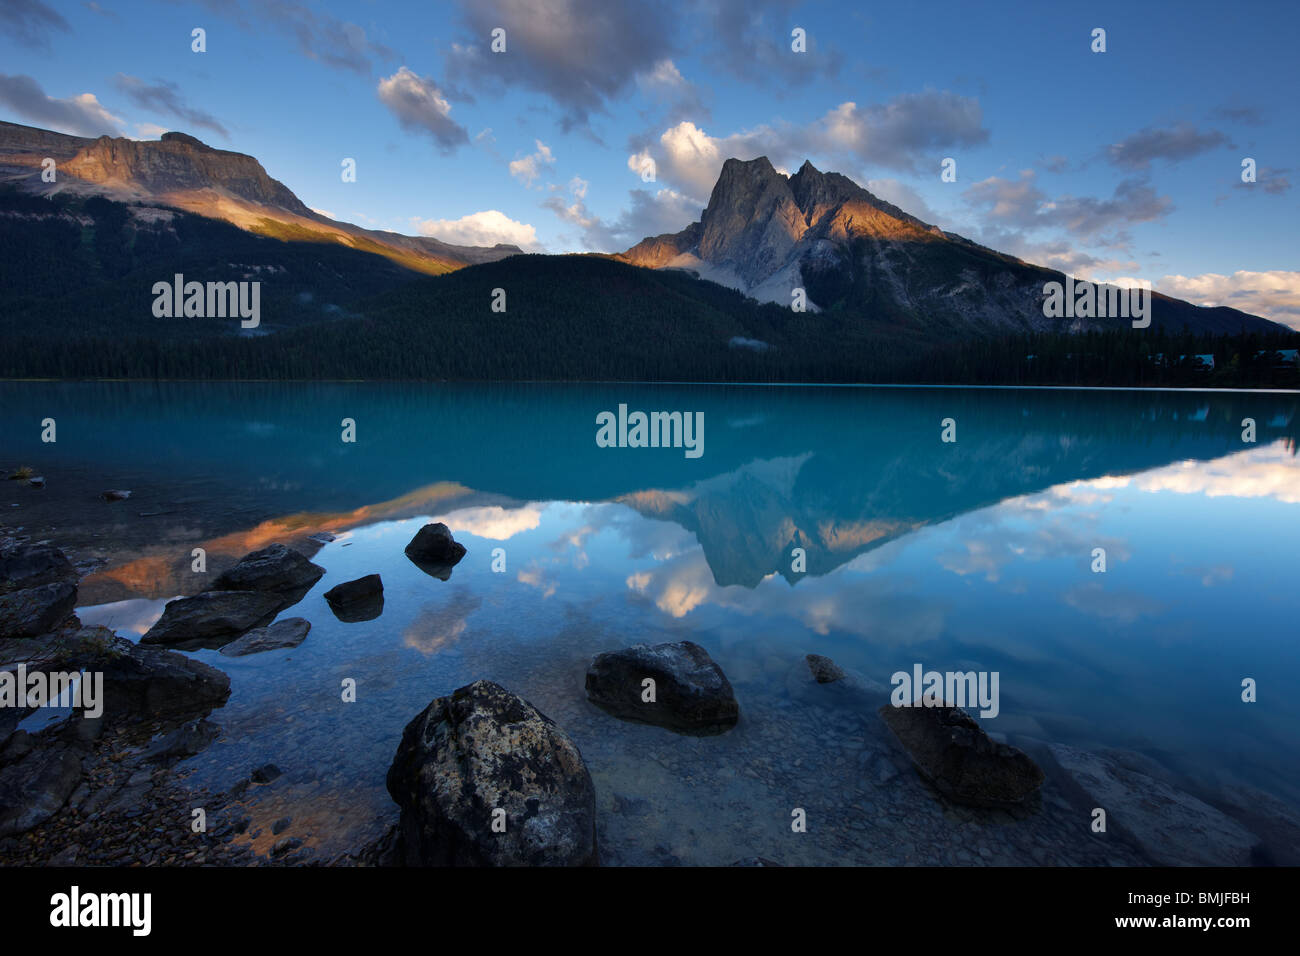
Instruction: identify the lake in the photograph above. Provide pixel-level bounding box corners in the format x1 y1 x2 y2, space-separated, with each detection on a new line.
3 382 1298 865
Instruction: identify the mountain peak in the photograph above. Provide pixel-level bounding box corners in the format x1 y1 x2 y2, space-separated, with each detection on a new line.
159 131 211 150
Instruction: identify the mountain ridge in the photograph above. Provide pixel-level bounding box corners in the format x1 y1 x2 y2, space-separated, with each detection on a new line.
0 120 519 275
617 155 1284 336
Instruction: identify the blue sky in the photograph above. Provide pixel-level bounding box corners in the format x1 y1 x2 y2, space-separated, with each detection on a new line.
2 0 1298 325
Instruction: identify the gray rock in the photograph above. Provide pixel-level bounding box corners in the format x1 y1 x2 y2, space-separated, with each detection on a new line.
386 679 597 866
879 703 1044 809
1209 783 1300 866
1049 744 1259 866
0 581 77 638
0 543 76 591
100 489 131 501
0 745 84 837
586 640 739 735
219 617 311 656
2 625 230 721
806 653 846 683
142 718 220 763
140 590 284 648
211 544 324 598
785 654 888 707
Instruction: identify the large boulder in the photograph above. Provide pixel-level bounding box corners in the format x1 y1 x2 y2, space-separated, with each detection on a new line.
386 680 597 866
0 744 84 838
0 581 78 639
879 703 1044 809
404 523 467 579
1049 744 1259 866
211 544 324 598
585 640 739 735
4 625 231 721
219 617 310 657
140 590 283 648
0 542 77 590
0 543 79 639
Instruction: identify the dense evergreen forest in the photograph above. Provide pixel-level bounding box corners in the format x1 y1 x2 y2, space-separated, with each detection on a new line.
1 188 1296 387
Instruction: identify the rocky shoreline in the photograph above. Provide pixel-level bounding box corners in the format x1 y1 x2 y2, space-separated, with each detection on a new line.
4 521 1300 867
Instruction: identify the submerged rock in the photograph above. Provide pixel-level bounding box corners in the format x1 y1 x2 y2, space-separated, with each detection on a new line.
404 523 467 579
386 679 597 866
140 590 284 648
219 617 311 657
1049 743 1259 866
142 718 220 763
211 544 324 598
323 574 384 622
806 653 846 683
250 763 283 785
879 703 1044 809
585 640 739 735
785 653 888 707
100 489 131 501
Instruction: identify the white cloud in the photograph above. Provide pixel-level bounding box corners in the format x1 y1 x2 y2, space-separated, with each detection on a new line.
414 209 541 250
635 92 989 202
1154 271 1300 330
508 139 554 186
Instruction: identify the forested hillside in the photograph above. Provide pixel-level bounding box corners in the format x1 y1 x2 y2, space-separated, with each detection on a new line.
1 188 1295 386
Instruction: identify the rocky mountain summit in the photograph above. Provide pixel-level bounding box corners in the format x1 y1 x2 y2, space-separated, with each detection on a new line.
0 120 520 274
619 156 1283 336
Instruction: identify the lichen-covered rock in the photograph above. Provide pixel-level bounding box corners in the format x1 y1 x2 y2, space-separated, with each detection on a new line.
585 640 738 735
386 680 597 866
879 703 1044 809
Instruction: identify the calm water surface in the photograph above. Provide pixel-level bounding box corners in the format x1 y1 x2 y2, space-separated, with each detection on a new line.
4 383 1297 864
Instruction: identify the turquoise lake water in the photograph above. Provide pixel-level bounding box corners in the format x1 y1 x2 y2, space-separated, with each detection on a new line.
3 382 1298 864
